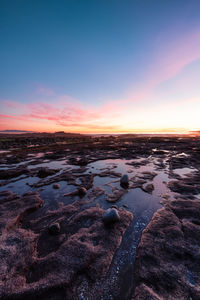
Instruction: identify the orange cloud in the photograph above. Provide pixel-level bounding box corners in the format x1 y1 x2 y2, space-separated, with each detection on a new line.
0 95 199 134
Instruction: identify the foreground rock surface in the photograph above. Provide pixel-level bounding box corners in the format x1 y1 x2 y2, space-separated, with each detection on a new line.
132 198 200 300
102 208 120 225
0 191 133 299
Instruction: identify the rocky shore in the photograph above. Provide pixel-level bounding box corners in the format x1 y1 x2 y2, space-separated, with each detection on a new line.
0 134 200 299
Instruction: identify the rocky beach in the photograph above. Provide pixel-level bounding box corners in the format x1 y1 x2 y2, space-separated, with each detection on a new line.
0 133 199 299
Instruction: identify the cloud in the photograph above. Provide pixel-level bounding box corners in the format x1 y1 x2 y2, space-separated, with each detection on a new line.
1 93 200 133
3 100 23 109
127 28 200 102
0 96 124 133
1 28 200 133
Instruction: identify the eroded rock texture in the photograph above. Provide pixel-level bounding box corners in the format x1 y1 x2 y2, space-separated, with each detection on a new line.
133 198 200 300
0 191 133 300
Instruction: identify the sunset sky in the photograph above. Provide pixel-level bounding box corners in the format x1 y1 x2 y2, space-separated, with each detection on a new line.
0 0 200 134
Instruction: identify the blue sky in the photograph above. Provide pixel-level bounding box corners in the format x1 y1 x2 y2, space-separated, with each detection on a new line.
1 0 200 133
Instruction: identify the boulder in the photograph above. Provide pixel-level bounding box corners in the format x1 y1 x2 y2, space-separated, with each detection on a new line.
78 187 87 197
103 208 120 225
53 183 60 189
48 222 60 235
120 174 129 187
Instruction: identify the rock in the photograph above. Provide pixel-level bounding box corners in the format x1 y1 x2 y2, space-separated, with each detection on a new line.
0 191 43 234
142 183 154 194
103 208 120 225
0 166 30 180
48 222 60 235
37 167 58 178
120 174 129 187
53 183 60 189
132 199 200 300
78 158 88 166
78 187 87 197
168 180 199 195
0 192 133 299
106 189 126 202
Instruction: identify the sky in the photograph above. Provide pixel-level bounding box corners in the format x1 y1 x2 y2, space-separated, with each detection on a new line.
0 0 200 134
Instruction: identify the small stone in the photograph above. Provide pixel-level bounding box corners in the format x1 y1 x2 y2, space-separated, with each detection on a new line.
103 208 120 225
78 187 87 197
120 174 129 187
53 184 60 189
143 183 154 194
48 222 60 235
79 158 88 166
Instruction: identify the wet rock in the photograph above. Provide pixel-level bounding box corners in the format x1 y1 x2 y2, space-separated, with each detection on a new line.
106 189 126 202
0 191 43 233
138 171 157 181
120 174 129 188
142 183 154 194
0 166 30 180
0 194 133 299
48 222 60 235
30 169 77 188
78 187 87 197
53 183 60 189
37 167 59 178
103 208 120 225
78 173 94 190
78 158 88 166
168 180 199 195
99 170 121 178
70 157 89 166
132 199 200 300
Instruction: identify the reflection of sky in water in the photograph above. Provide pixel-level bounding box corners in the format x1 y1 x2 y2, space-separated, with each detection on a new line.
28 159 68 170
0 156 178 284
173 167 197 178
39 182 77 209
1 151 199 297
118 188 161 216
0 174 77 209
1 176 39 195
0 156 178 222
89 158 175 213
0 157 175 209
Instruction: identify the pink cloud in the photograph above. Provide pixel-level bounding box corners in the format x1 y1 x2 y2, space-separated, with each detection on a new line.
0 97 119 132
150 30 200 84
3 100 24 109
0 114 30 121
127 29 200 102
1 28 200 134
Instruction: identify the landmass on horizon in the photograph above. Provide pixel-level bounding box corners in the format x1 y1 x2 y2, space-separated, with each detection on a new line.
0 129 200 136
